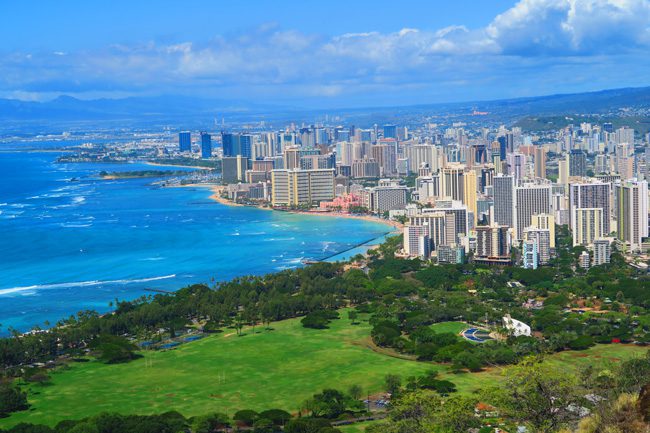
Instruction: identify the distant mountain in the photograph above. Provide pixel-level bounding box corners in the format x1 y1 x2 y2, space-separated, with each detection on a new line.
1 86 649 126
0 95 279 123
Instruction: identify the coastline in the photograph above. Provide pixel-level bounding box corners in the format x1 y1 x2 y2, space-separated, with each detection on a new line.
144 161 214 170
173 183 403 232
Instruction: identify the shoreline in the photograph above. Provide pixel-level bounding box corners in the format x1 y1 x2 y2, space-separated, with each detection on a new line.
145 161 213 170
172 183 403 231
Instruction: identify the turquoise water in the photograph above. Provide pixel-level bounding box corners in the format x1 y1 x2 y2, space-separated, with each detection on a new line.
0 151 389 333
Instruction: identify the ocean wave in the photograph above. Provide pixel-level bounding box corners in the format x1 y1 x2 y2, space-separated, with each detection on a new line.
59 223 92 228
264 237 296 242
0 274 177 297
139 257 166 261
285 257 304 264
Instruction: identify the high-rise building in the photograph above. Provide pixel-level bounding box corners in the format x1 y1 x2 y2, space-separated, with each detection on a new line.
406 145 441 174
371 144 397 177
524 227 551 265
534 146 546 179
595 154 609 174
222 156 249 184
441 165 466 202
514 184 552 240
569 149 587 177
428 200 470 240
383 124 397 139
593 238 613 266
179 131 191 152
615 179 649 250
569 181 611 233
507 153 526 181
200 132 212 159
404 225 428 256
409 212 452 250
531 213 556 248
369 185 409 213
573 208 604 247
437 244 465 264
352 158 380 178
579 251 591 269
222 133 252 158
493 175 515 228
522 240 538 269
474 224 511 264
558 155 570 186
271 168 335 207
614 126 634 145
616 155 635 180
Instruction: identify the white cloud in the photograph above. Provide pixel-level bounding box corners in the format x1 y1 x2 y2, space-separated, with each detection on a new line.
1 0 650 104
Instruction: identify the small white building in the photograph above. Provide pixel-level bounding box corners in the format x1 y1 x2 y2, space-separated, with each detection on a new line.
503 314 531 337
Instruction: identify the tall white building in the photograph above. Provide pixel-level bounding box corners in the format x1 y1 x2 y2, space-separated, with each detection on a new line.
514 184 552 240
569 181 611 234
593 238 613 266
615 179 649 251
573 208 605 247
271 168 335 207
406 145 441 174
524 227 551 265
493 175 515 228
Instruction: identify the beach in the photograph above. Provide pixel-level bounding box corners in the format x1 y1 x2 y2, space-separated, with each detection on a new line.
177 183 404 232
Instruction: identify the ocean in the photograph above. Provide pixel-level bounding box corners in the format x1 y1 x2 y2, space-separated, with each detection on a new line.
0 150 390 333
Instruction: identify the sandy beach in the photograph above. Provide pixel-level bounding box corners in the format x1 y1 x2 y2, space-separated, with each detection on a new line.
145 161 214 170
173 183 403 231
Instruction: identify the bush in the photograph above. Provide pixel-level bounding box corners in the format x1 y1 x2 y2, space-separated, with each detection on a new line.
301 311 339 329
89 335 140 364
568 335 595 350
233 409 259 426
259 409 292 425
285 418 331 433
0 384 28 417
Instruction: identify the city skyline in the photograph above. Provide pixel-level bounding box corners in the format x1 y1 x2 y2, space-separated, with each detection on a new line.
2 0 650 107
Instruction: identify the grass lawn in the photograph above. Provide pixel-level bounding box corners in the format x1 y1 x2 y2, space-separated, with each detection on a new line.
430 321 469 335
338 419 383 432
1 313 646 428
1 313 439 428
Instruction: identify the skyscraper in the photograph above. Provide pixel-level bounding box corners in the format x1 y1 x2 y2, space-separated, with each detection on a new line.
534 146 546 179
179 131 191 152
222 133 252 158
493 175 515 228
569 150 587 177
522 240 538 269
271 168 335 207
383 124 397 139
200 132 212 159
475 224 510 263
572 208 604 247
569 181 611 233
441 165 465 202
615 179 649 250
524 227 551 265
514 183 552 240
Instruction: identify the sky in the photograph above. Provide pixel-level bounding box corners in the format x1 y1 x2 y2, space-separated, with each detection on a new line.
1 0 650 108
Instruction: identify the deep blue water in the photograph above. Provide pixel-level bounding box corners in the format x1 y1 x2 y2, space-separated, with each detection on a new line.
0 151 389 333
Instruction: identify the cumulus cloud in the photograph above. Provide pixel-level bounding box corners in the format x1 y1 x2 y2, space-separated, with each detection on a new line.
0 0 649 104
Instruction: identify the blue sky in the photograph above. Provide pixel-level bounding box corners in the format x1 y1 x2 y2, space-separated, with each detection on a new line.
2 0 650 107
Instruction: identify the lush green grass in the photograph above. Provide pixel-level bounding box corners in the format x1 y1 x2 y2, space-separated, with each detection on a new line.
2 314 646 429
430 321 469 335
1 313 439 428
338 419 382 432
